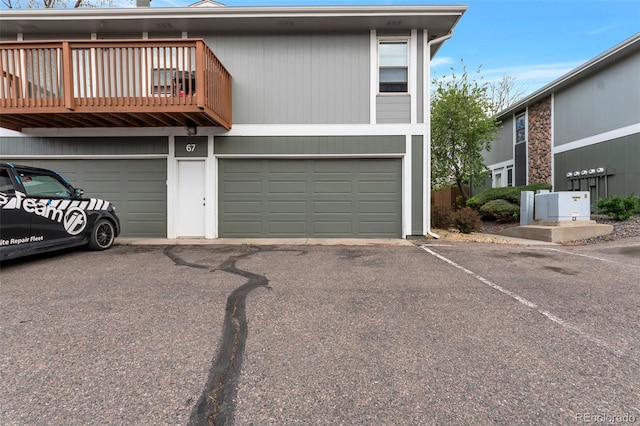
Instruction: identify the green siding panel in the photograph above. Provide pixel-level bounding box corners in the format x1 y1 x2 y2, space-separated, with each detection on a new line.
0 136 168 156
175 136 208 157
554 133 640 198
0 158 167 238
219 158 402 238
214 136 405 155
411 135 424 235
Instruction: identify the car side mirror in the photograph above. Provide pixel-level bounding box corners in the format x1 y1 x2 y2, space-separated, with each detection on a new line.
73 188 84 198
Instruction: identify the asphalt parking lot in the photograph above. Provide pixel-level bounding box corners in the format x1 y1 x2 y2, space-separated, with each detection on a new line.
1 240 638 425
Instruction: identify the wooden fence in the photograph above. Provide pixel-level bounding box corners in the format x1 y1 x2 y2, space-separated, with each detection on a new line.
431 186 468 209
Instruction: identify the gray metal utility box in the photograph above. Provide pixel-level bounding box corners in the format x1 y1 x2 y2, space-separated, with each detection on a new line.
535 191 591 221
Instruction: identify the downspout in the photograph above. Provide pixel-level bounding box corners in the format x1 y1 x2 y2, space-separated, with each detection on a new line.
424 30 454 239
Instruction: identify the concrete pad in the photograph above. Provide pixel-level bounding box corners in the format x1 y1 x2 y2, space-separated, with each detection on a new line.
496 223 613 243
116 237 414 247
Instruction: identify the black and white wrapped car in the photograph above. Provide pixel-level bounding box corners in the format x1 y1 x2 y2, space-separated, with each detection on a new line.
0 162 121 261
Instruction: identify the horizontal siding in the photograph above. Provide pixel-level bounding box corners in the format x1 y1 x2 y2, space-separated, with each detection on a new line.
0 136 168 156
214 136 405 155
554 133 640 197
376 96 411 124
554 53 640 146
202 33 370 125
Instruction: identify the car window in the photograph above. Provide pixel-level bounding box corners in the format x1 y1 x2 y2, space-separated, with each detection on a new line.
18 170 72 197
0 168 15 193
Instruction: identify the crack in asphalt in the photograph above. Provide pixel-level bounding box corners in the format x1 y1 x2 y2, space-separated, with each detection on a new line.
164 245 305 426
163 246 210 269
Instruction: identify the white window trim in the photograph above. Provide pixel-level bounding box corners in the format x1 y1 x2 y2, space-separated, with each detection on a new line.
513 110 529 185
506 165 514 187
492 168 504 188
515 112 527 145
376 36 412 96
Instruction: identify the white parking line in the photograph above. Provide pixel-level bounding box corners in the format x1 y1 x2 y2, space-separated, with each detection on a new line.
420 245 634 361
541 247 640 270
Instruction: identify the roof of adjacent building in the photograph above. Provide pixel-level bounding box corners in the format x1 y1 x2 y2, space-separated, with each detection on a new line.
496 32 640 119
0 4 466 58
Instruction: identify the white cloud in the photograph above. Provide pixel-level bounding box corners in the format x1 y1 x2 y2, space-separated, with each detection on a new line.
482 61 585 94
429 60 587 97
430 56 455 68
482 61 584 81
588 25 616 35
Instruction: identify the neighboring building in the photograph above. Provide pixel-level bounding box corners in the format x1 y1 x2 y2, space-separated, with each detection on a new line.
484 33 640 203
0 3 466 239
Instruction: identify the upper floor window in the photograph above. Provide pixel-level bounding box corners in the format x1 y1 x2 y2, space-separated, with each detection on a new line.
515 113 526 144
378 40 408 93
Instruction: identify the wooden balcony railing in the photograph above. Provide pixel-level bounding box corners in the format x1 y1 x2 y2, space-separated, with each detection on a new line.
0 39 232 131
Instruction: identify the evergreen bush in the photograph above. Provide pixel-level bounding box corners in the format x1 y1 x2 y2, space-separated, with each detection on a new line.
596 195 640 221
466 183 552 211
479 199 520 222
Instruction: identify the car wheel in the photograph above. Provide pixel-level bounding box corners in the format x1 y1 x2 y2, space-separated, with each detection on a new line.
88 219 115 251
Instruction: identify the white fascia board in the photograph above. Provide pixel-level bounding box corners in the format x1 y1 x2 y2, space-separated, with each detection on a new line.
553 122 640 154
166 135 176 239
215 153 404 159
206 135 217 239
210 123 430 137
370 30 378 125
402 134 412 238
423 29 431 235
496 33 640 120
0 6 467 20
9 124 429 138
410 29 418 124
486 160 514 170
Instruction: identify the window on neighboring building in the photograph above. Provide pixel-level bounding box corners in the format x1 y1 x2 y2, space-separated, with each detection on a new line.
493 171 503 188
507 166 513 187
378 40 408 93
515 113 526 144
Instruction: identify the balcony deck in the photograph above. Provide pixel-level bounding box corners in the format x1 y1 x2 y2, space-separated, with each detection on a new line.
0 39 232 131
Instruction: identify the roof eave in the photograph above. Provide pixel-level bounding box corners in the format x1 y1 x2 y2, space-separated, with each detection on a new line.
0 5 468 20
496 32 640 119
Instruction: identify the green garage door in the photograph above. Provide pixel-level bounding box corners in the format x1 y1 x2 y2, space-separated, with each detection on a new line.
219 159 402 238
11 159 167 238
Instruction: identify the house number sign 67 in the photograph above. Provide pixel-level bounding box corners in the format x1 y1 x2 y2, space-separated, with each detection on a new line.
185 143 197 152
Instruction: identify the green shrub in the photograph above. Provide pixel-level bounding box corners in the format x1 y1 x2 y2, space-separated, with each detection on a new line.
431 205 455 229
596 194 640 221
467 183 552 211
453 207 482 234
479 199 520 222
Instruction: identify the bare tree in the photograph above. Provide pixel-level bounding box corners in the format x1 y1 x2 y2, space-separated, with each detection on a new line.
487 74 527 116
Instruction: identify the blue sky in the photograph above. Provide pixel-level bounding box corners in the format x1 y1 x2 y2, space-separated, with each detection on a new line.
149 0 640 97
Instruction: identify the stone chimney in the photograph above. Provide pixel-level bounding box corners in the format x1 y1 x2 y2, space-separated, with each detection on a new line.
136 0 151 7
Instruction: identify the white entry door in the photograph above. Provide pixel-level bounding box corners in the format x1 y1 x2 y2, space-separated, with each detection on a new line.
177 160 206 237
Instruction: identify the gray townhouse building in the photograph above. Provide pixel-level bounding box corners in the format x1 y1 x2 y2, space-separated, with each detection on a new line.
0 2 466 239
484 33 640 203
